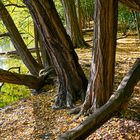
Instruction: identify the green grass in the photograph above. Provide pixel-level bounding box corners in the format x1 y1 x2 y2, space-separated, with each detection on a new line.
0 84 30 108
0 53 30 108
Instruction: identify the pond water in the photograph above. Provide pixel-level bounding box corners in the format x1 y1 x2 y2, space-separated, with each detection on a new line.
0 40 30 108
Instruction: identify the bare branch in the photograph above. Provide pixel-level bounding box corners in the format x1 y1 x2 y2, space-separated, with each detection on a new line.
0 32 9 37
5 4 26 8
0 68 42 89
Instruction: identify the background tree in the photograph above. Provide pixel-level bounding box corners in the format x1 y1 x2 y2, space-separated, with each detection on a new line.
134 12 140 39
61 0 88 48
80 0 94 29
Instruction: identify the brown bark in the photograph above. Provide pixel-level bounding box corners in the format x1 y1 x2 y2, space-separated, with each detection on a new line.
134 12 140 40
39 37 52 68
0 1 42 76
82 0 118 111
119 0 140 12
34 24 43 65
76 0 82 31
58 58 140 140
0 68 42 89
61 0 89 48
24 0 88 108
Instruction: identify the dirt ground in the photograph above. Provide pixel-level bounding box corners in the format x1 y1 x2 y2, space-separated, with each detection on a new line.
0 38 140 140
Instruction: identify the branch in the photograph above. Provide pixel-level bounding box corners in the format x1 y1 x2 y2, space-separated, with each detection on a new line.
5 4 26 8
57 58 140 140
0 32 9 37
0 68 42 89
119 0 140 12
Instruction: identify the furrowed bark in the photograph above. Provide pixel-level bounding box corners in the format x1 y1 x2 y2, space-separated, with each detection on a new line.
61 0 88 48
58 58 140 140
24 0 88 108
82 0 118 112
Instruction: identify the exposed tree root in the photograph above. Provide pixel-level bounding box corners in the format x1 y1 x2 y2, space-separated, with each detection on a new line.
57 58 140 140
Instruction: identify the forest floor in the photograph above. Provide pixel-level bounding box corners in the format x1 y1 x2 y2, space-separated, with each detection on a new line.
0 36 140 140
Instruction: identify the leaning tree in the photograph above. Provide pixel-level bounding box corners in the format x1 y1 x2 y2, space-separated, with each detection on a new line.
24 0 88 108
0 0 140 139
0 1 42 76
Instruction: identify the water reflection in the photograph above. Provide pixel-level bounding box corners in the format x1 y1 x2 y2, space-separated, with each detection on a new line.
0 39 17 70
0 40 30 108
0 56 9 70
0 39 15 53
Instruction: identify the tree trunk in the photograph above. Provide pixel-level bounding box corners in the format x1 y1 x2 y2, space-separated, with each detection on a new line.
38 32 52 68
24 0 88 108
58 58 140 140
82 0 118 112
76 0 82 32
34 23 43 65
61 0 89 48
0 66 55 90
134 12 140 40
0 1 42 76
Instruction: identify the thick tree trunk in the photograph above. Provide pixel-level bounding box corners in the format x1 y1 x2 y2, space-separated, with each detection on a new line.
24 0 88 108
119 0 140 12
82 0 118 112
0 1 42 76
61 0 89 48
58 58 140 140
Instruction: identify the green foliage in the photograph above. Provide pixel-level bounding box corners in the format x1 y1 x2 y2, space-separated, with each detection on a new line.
0 56 29 108
0 84 29 108
81 0 94 20
118 4 135 31
2 0 34 47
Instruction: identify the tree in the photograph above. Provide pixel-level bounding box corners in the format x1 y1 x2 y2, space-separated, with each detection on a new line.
134 12 140 39
80 0 118 113
0 0 139 139
0 1 42 76
58 58 140 140
24 0 88 108
0 66 55 93
61 0 88 48
58 0 140 139
80 0 94 29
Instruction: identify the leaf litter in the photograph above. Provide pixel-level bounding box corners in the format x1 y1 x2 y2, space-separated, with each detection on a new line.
0 37 140 140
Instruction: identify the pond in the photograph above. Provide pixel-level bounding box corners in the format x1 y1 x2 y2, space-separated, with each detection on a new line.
0 40 30 108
